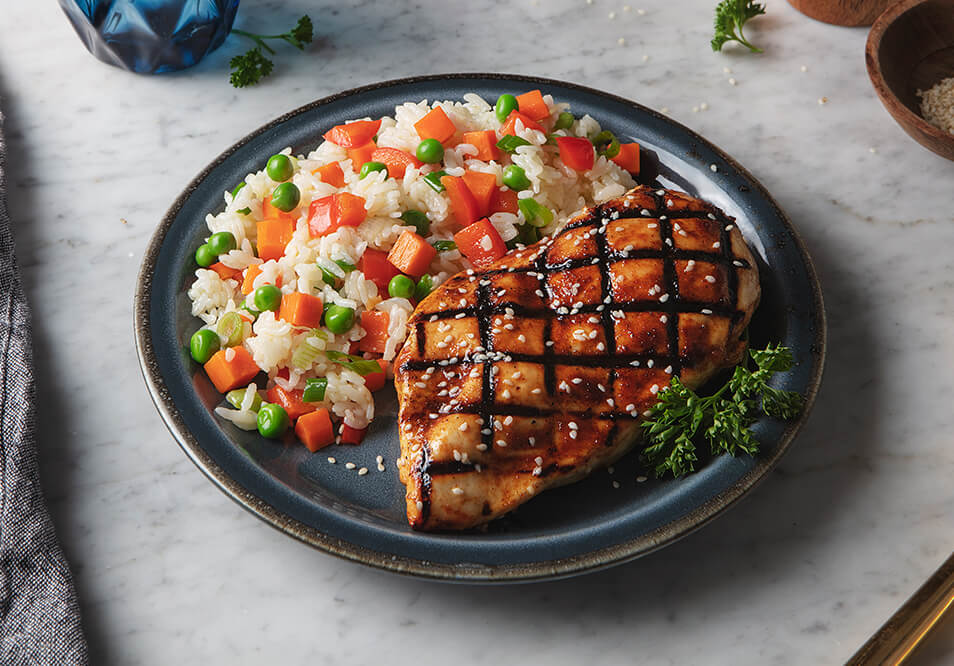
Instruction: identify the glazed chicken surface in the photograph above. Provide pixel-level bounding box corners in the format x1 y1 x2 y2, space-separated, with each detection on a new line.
394 185 760 530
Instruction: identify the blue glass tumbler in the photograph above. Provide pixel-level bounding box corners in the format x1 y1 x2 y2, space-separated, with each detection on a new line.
59 0 240 74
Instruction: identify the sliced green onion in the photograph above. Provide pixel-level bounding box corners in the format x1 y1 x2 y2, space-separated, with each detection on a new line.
592 130 621 159
414 274 434 301
553 112 575 130
496 135 531 154
401 210 430 236
216 312 245 347
515 222 540 246
291 329 326 369
325 351 384 376
432 240 457 252
334 259 356 273
518 198 554 228
239 303 260 320
231 182 246 199
319 265 339 287
236 207 251 215
423 170 447 192
226 387 262 411
302 377 328 403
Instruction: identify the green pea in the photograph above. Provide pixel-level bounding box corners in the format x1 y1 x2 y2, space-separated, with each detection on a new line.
359 161 388 179
324 304 355 334
266 154 294 182
270 182 300 211
553 112 575 130
401 210 430 236
216 311 245 347
195 244 216 267
502 164 531 191
415 138 445 164
495 94 518 123
189 329 220 364
253 284 282 312
414 274 434 301
257 403 289 438
388 274 415 299
207 231 237 255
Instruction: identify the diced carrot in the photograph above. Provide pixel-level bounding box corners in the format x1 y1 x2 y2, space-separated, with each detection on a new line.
242 263 263 295
358 248 400 293
295 408 335 452
516 89 550 122
241 263 282 295
312 162 345 187
413 106 457 144
461 171 497 218
387 230 437 278
461 130 499 162
440 175 481 227
262 193 297 222
612 142 641 174
266 385 316 421
278 292 324 328
203 347 260 393
323 119 381 148
490 187 519 215
556 136 595 171
209 261 240 281
371 147 422 179
454 218 508 269
364 359 389 392
500 110 544 136
346 142 377 173
257 217 296 261
358 310 390 354
339 424 367 445
308 192 368 237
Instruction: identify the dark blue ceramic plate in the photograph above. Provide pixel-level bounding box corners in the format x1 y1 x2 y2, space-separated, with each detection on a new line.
135 74 825 582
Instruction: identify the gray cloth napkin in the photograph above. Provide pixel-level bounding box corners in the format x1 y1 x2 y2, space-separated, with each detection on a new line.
0 113 88 663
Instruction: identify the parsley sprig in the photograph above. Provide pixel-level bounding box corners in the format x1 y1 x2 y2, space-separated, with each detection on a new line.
229 16 313 88
640 343 804 478
711 0 765 53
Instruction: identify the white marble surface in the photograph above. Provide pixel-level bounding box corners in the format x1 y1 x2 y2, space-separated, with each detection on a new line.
2 0 954 663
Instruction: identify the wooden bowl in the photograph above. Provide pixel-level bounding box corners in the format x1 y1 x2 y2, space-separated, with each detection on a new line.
866 0 954 161
788 0 896 27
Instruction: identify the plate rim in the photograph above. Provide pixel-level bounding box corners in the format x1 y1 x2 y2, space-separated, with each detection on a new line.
134 72 827 582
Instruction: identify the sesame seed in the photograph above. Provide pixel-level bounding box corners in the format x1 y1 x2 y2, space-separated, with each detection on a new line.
327 457 336 464
376 455 383 463
625 403 635 411
345 462 356 470
710 164 718 172
650 384 659 394
660 314 668 323
713 241 721 248
636 475 648 483
630 360 641 367
529 436 536 445
451 487 464 495
664 365 673 374
701 308 713 315
571 377 583 384
531 387 542 394
659 293 669 303
606 398 615 407
477 443 488 451
705 275 717 283
459 422 468 432
612 481 621 489
377 463 385 472
416 501 424 510
569 430 578 439
358 467 368 476
533 467 542 476
647 359 654 368
496 440 507 447
504 416 514 425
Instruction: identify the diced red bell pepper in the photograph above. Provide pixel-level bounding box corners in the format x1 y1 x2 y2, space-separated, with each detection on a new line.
358 248 400 293
441 175 481 227
500 110 544 136
346 143 377 173
339 424 367 445
308 192 368 237
358 310 390 354
453 218 508 269
556 136 595 171
312 162 345 187
323 119 381 148
490 187 519 215
363 359 389 392
266 385 316 421
371 147 422 179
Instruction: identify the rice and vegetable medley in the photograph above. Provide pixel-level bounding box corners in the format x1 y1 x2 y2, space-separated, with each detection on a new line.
186 90 641 450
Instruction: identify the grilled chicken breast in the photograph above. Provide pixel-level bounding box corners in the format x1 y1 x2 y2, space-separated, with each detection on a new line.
394 185 760 530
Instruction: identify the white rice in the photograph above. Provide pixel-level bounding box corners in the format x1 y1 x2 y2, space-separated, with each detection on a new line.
189 92 637 438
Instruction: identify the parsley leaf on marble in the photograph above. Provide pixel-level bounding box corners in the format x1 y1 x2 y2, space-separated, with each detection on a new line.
640 343 804 478
229 16 313 88
711 0 765 53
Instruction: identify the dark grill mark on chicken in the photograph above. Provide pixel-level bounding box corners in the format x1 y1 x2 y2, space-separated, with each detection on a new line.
395 186 760 530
